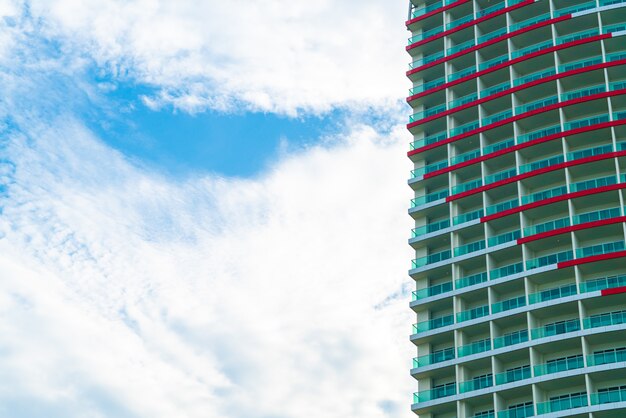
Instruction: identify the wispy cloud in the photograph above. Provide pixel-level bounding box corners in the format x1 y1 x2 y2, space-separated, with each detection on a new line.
0 2 415 416
17 0 409 115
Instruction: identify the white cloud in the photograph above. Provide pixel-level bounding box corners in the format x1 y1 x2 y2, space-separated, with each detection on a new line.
20 0 410 115
0 109 415 417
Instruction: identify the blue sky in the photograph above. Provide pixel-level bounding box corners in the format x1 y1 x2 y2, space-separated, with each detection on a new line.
0 1 416 417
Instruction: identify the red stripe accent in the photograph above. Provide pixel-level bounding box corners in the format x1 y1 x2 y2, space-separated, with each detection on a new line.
405 0 470 26
602 286 626 296
408 56 625 107
518 217 626 244
422 120 626 178
481 184 626 222
407 0 534 52
446 150 626 202
558 250 626 268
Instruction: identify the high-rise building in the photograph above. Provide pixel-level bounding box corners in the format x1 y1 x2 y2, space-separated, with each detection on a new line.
406 1 626 417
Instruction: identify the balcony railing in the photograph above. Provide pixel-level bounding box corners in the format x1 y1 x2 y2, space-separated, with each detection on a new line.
561 84 606 101
518 155 564 174
533 355 584 376
453 208 483 225
523 216 570 237
411 160 448 178
486 198 518 216
452 178 483 194
553 0 596 16
492 295 526 314
484 168 516 185
583 310 626 329
567 143 613 161
516 95 558 114
409 0 443 20
517 125 561 144
576 240 625 260
454 240 486 257
488 230 520 247
514 67 556 86
483 138 514 155
509 12 550 32
497 403 534 418
587 347 626 366
490 262 523 280
495 365 531 385
413 382 456 403
572 206 622 225
528 283 577 304
536 392 587 414
564 113 611 131
457 305 489 322
521 185 567 205
412 249 452 268
456 271 488 289
411 189 449 208
493 329 529 349
459 374 493 393
531 318 581 340
411 219 450 238
458 338 491 357
525 249 573 270
569 175 617 193
409 104 447 122
412 281 453 301
580 274 626 293
413 347 455 368
555 28 599 45
409 51 445 69
590 386 626 405
413 314 455 334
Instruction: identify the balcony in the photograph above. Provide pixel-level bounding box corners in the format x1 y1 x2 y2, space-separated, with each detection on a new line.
583 310 626 329
452 178 483 195
561 84 606 101
525 249 573 270
587 347 626 366
413 382 456 403
483 138 515 155
497 403 534 418
490 262 524 280
413 314 454 334
553 1 596 16
485 198 518 216
531 318 581 340
521 185 567 205
528 283 577 304
409 77 445 96
576 241 625 259
408 25 444 45
567 143 613 162
495 365 531 385
511 40 553 60
409 51 445 70
523 217 570 237
411 189 449 208
456 271 488 289
488 230 520 247
564 114 611 131
518 155 564 174
412 249 452 269
410 131 447 150
516 96 558 115
535 392 587 414
451 148 481 165
484 168 517 185
492 295 526 314
555 27 599 45
572 207 622 226
450 121 479 137
493 329 529 349
413 281 453 301
509 13 550 32
453 208 484 225
459 374 493 393
458 338 491 357
409 104 447 123
454 240 486 257
411 219 451 238
514 67 555 87
409 0 443 20
570 175 618 193
517 125 561 144
590 386 626 406
413 347 455 368
457 304 490 322
580 274 626 293
533 355 584 376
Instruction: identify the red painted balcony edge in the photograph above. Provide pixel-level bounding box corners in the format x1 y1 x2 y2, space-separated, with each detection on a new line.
518 217 626 244
602 286 626 296
407 0 534 52
409 73 620 131
405 0 471 27
482 184 626 222
422 120 626 179
407 55 625 108
447 150 626 202
558 250 626 269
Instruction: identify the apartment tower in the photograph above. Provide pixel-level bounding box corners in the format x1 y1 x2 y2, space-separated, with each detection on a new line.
407 1 626 417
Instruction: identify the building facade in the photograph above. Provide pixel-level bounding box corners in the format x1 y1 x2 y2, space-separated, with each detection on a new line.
406 1 626 417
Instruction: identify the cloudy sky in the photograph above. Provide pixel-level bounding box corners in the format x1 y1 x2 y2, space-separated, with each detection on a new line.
0 1 415 417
